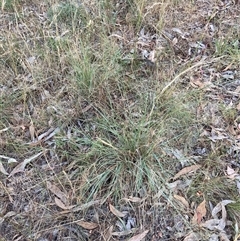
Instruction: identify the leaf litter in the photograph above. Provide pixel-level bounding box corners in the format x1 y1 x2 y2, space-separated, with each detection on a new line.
46 181 68 205
173 164 201 180
54 197 75 210
109 203 127 218
128 230 149 241
173 194 189 209
201 200 235 233
8 152 43 177
76 220 98 230
192 199 206 225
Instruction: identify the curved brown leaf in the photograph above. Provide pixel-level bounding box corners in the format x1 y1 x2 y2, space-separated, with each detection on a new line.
173 165 201 180
128 230 149 241
77 220 98 230
109 204 126 218
192 200 206 224
54 197 75 210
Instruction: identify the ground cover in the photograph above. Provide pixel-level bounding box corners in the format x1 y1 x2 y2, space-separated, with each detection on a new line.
0 0 240 240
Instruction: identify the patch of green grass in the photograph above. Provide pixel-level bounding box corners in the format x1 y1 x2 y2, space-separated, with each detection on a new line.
47 2 88 29
186 152 239 208
46 37 68 53
0 0 18 11
69 39 123 101
215 39 240 61
56 37 201 200
56 81 200 201
0 40 24 75
219 104 237 124
228 201 240 224
188 173 237 202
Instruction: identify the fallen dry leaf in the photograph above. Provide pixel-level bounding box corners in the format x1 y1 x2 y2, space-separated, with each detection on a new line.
174 194 189 209
122 196 143 203
70 199 102 213
201 200 235 231
44 127 60 141
235 86 240 93
37 127 55 141
172 37 178 45
0 161 8 175
9 152 43 177
77 220 98 230
201 219 221 230
0 155 17 163
47 181 68 205
29 123 35 142
167 180 182 191
104 225 113 241
128 230 149 241
192 199 206 224
183 232 200 241
212 200 235 219
173 165 201 180
208 233 219 241
109 204 126 218
226 166 238 179
208 134 227 142
112 229 137 237
220 232 230 241
54 197 75 210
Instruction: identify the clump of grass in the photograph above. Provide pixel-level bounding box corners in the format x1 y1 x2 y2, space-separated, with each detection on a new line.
47 2 88 29
1 0 18 12
0 40 24 76
187 171 237 203
215 39 240 59
219 104 237 124
48 18 202 200
57 81 199 201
